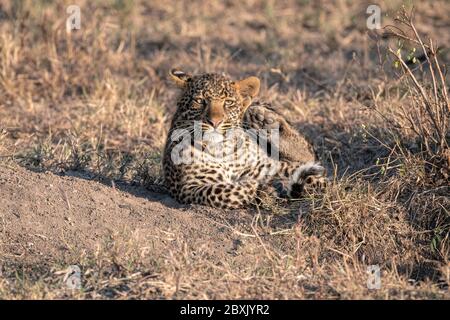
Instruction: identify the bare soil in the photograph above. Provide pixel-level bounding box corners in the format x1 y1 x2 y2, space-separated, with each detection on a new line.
0 163 253 265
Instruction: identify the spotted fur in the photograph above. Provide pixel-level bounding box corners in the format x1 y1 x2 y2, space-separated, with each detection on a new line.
163 69 326 209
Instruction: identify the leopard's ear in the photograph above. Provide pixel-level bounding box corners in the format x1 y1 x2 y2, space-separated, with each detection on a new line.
169 68 191 88
236 76 260 108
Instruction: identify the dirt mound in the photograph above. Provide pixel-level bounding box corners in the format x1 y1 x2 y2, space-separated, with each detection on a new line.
0 164 251 265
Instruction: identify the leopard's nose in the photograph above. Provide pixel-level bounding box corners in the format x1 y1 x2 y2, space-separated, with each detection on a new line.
206 119 223 128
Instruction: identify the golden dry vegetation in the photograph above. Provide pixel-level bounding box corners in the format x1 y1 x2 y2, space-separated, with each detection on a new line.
0 0 449 299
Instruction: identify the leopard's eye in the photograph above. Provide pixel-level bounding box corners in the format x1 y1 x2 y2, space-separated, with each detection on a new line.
224 99 234 106
192 98 203 106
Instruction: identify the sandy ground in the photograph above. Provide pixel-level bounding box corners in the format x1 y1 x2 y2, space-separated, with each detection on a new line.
0 163 253 266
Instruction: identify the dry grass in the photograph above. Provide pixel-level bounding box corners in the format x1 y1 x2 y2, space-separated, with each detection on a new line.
0 0 449 299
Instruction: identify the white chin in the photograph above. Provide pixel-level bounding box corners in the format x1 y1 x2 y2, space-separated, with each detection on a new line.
203 131 224 144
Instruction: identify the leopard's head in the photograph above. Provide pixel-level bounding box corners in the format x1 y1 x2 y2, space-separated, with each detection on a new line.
169 69 260 133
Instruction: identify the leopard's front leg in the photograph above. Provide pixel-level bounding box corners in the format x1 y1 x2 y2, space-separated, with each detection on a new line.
178 180 259 209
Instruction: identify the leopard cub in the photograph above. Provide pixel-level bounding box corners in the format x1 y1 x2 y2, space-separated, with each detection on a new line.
163 69 326 209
